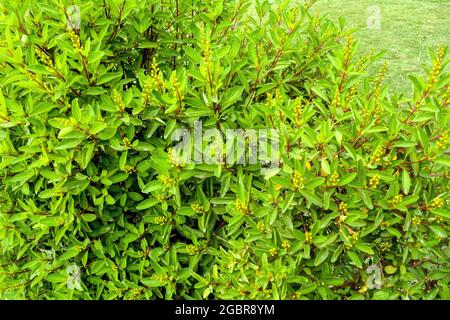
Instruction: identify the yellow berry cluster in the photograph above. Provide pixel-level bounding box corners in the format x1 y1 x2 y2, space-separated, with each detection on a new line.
380 221 390 227
282 240 291 249
334 87 341 109
113 89 126 113
191 203 205 214
338 214 347 224
291 170 304 189
344 33 353 59
142 77 152 103
368 174 380 189
155 215 169 225
370 146 384 165
161 175 176 187
57 217 65 225
328 172 339 187
269 248 278 257
257 221 265 233
123 165 136 174
351 231 359 242
122 137 132 149
411 216 421 226
346 84 357 108
383 154 397 166
374 61 388 87
440 85 450 106
379 241 391 252
168 147 184 169
338 201 348 214
390 194 403 205
151 57 165 91
433 215 443 224
266 92 274 108
128 287 143 300
35 48 53 67
429 197 445 209
201 28 211 64
69 29 82 53
58 118 74 127
305 231 313 245
235 199 250 215
436 130 448 150
274 88 283 104
186 244 200 255
169 72 184 103
257 44 264 67
293 97 302 127
427 46 445 90
373 62 388 124
152 273 169 282
355 52 373 71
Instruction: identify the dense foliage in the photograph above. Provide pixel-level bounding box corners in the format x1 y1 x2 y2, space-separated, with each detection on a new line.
0 0 449 300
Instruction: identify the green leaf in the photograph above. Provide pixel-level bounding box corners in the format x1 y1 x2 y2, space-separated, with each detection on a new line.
32 102 56 115
384 265 398 275
402 170 411 195
164 119 177 139
82 143 95 169
355 243 374 255
338 172 357 186
346 250 362 268
96 72 122 85
429 225 447 238
359 190 373 210
184 46 202 63
434 157 450 167
136 198 157 210
81 214 97 222
314 248 329 266
55 138 83 150
299 190 323 207
321 159 330 175
221 86 244 110
59 248 80 261
141 279 167 287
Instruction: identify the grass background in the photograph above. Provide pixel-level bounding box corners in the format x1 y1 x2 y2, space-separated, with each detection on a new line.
311 0 450 94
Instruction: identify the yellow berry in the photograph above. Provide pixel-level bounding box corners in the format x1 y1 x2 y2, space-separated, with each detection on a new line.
338 201 348 214
269 248 278 257
305 231 313 245
368 174 380 189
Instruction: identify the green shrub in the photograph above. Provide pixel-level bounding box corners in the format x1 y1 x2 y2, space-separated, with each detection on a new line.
0 0 448 300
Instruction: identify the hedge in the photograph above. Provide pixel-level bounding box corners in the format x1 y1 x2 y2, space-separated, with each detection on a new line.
0 0 448 300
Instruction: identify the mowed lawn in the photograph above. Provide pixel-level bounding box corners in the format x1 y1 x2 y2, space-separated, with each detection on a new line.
311 0 450 94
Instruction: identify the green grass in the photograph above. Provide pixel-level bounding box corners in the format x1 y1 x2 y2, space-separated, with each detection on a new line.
311 0 450 94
